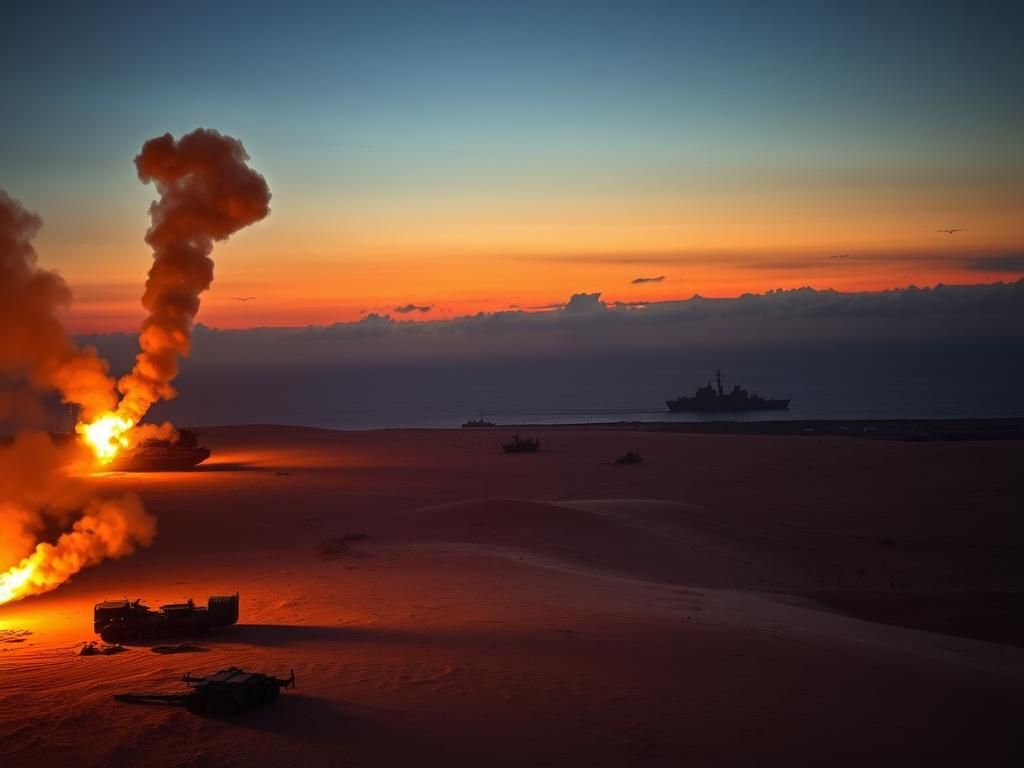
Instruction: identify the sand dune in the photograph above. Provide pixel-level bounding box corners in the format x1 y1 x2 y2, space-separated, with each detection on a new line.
1 426 1021 766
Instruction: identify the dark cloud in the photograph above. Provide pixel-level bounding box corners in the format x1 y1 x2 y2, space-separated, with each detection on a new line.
963 255 1024 273
393 304 433 314
747 260 841 271
562 293 606 314
72 279 1024 431
78 280 1024 381
631 276 665 284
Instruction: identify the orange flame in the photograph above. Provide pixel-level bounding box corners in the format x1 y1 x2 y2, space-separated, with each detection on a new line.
0 495 155 607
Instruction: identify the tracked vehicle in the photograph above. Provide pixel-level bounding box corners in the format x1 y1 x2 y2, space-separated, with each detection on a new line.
109 428 211 471
94 593 239 643
115 667 295 716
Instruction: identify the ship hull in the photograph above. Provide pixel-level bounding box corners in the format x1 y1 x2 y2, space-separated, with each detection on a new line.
666 399 790 413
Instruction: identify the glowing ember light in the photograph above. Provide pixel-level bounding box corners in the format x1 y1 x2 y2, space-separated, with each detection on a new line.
77 413 135 464
0 558 38 606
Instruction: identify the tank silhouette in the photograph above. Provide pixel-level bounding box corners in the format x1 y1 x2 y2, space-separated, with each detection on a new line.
114 666 295 716
503 433 540 453
110 428 211 471
94 593 239 643
667 370 789 413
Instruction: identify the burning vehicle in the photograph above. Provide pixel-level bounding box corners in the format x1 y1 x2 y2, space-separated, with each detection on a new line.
94 592 239 642
115 666 295 716
108 428 211 472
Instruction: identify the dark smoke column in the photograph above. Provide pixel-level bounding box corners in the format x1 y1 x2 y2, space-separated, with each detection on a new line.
117 129 271 423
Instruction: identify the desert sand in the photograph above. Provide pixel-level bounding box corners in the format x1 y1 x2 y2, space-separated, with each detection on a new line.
1 426 1022 766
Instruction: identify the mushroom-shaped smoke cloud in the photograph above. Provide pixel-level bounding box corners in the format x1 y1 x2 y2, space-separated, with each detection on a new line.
116 128 272 425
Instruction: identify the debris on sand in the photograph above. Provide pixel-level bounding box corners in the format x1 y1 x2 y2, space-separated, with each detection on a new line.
274 470 290 476
614 449 643 465
80 641 128 656
152 643 208 654
319 533 370 560
1 629 32 644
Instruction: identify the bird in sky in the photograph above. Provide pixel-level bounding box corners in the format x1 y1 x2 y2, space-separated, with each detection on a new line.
233 296 256 302
937 228 964 235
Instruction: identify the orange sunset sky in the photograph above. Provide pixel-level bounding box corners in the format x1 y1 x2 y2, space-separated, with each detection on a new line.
3 3 1020 332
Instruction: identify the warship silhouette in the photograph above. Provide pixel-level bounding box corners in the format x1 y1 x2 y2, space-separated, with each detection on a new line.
667 370 789 413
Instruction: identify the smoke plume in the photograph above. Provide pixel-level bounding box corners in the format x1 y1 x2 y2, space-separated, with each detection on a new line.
0 433 154 605
115 129 271 424
0 190 154 606
0 191 117 421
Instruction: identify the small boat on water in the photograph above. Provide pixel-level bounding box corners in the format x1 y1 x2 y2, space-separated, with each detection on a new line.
462 403 496 428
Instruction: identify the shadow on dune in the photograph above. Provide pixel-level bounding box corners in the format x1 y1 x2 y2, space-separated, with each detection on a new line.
229 624 377 646
812 590 1024 647
228 623 543 650
195 461 258 472
218 693 400 746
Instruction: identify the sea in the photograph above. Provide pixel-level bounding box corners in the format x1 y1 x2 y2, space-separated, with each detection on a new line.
139 345 1024 430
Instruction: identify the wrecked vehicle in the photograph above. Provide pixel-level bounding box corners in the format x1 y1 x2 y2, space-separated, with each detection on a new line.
115 666 295 716
94 593 239 643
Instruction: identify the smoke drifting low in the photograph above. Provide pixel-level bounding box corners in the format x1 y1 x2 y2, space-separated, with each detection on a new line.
116 129 271 424
0 433 154 605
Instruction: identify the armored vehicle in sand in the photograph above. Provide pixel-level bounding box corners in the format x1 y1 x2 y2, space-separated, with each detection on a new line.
94 593 239 643
667 370 789 413
503 433 540 453
115 666 295 716
110 428 211 471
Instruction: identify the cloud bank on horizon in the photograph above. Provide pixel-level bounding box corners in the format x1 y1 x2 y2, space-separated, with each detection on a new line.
78 279 1024 358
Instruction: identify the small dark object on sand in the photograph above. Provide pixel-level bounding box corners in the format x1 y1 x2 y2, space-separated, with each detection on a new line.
320 533 370 560
615 449 643 465
152 643 208 654
80 641 128 656
114 666 296 716
274 470 290 476
503 433 540 453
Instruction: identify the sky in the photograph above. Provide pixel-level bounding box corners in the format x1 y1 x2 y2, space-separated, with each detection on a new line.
2 0 1022 332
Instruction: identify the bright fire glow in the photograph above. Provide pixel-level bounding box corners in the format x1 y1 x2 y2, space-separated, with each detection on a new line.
76 413 135 464
0 559 38 607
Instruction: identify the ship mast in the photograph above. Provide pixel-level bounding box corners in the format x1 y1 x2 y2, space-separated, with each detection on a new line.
716 369 723 396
